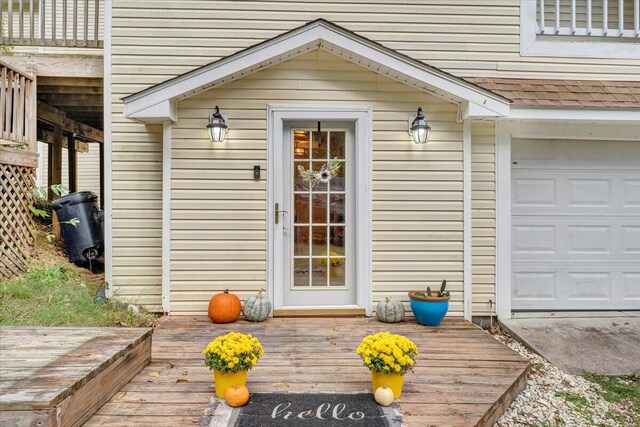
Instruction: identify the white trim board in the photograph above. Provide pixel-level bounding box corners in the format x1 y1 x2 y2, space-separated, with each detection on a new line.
103 0 113 298
507 107 640 123
161 120 172 314
122 19 509 123
462 119 472 321
494 121 640 319
520 1 640 60
266 104 373 316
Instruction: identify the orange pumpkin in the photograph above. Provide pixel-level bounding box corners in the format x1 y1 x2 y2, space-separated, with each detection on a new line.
208 289 242 323
224 384 249 407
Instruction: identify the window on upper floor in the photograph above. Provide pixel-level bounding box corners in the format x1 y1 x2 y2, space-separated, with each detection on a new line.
521 0 640 59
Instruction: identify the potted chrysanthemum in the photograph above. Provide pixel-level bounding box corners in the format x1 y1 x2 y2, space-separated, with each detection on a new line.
203 332 264 398
356 332 418 399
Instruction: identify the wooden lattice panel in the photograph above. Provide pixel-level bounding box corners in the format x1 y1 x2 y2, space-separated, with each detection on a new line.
0 162 36 278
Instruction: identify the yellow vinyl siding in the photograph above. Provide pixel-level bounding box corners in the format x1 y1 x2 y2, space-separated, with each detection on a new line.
110 0 640 80
110 116 163 311
168 51 463 315
471 123 497 317
110 0 639 313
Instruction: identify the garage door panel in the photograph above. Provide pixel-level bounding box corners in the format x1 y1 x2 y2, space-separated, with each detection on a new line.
512 139 640 166
512 171 640 216
512 178 556 208
622 226 640 255
624 273 640 300
512 224 556 255
567 178 611 207
511 139 640 311
512 217 639 261
623 180 640 207
512 268 557 302
566 270 612 301
513 264 640 310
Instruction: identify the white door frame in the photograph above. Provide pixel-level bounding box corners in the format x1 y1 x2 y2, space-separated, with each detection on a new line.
266 104 373 315
495 120 640 319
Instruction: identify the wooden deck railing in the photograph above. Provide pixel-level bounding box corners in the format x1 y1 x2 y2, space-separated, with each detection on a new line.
0 60 37 151
537 0 640 38
1 0 102 48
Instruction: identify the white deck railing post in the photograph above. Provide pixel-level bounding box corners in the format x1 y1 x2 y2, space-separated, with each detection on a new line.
604 0 609 35
2 0 101 47
635 0 640 35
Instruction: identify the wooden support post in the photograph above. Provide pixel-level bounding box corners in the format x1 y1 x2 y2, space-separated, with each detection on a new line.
47 142 53 198
48 124 63 200
68 134 77 193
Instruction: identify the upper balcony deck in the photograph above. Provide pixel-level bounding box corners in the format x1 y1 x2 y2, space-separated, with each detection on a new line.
1 0 102 51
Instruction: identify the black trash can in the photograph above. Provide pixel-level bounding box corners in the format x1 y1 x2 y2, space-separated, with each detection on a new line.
51 191 104 264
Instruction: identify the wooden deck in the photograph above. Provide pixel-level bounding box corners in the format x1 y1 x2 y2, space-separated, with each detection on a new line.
0 327 153 426
87 317 529 427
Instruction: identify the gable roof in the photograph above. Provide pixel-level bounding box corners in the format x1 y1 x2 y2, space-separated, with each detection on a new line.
123 19 510 123
467 78 640 109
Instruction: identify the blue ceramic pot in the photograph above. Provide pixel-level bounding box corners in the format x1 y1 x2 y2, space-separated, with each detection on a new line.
409 292 449 327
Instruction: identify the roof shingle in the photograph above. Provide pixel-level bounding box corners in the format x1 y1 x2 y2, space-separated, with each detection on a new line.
466 78 640 109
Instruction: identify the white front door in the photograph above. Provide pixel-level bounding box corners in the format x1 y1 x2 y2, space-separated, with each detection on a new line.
278 122 356 308
511 138 640 310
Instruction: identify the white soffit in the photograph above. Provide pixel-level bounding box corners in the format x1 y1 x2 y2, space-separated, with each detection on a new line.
123 19 510 123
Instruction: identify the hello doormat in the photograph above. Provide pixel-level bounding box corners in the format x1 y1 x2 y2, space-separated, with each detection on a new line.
201 393 405 427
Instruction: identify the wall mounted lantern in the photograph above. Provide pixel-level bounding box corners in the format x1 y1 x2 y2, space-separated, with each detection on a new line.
409 107 431 144
206 105 229 142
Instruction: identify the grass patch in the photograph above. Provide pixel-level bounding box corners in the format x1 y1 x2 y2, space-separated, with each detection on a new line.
555 391 590 410
0 264 156 327
584 373 640 426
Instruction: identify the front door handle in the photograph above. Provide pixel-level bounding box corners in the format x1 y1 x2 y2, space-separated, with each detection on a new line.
275 203 288 224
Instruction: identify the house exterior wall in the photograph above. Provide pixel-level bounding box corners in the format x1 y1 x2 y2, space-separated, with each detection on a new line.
168 51 464 315
471 123 497 316
109 0 639 314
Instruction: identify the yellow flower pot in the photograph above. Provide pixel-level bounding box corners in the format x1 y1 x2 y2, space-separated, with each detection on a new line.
213 369 248 398
371 371 405 399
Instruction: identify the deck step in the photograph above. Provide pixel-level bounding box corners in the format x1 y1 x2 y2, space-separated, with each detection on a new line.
0 327 153 427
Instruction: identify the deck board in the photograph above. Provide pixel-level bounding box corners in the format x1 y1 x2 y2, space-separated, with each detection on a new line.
0 327 153 426
87 317 529 427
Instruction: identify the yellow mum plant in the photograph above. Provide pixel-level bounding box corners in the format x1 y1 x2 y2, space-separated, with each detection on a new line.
203 332 264 373
320 251 344 267
356 332 418 375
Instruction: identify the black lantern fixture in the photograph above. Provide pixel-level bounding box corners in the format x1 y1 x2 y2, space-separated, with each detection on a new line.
409 107 431 144
206 105 229 143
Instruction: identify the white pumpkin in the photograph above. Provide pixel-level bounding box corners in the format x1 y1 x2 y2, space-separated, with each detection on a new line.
376 297 405 323
242 288 271 322
374 386 394 407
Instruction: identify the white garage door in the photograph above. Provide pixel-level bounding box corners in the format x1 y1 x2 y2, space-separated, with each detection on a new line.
511 139 640 310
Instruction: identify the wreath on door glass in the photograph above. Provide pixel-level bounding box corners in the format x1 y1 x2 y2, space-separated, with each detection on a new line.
297 159 341 187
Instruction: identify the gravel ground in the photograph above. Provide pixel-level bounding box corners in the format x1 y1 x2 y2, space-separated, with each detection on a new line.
492 330 635 427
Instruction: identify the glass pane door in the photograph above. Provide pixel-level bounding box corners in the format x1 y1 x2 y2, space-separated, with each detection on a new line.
292 129 347 289
281 122 355 309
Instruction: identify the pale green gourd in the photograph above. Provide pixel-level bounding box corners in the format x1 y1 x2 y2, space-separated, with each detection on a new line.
376 297 405 323
242 288 271 322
